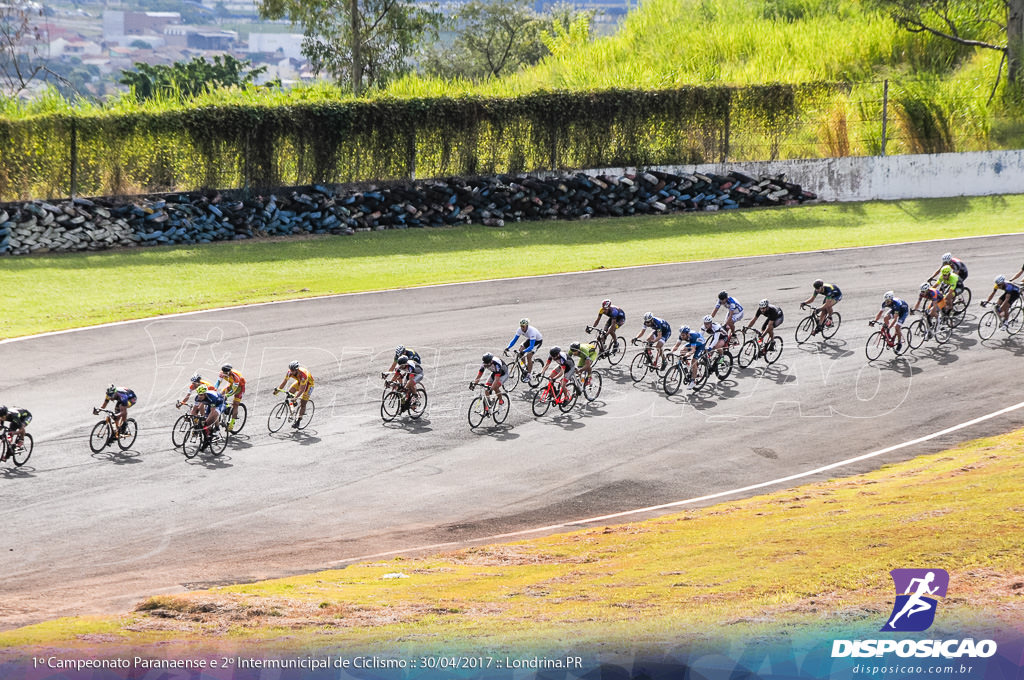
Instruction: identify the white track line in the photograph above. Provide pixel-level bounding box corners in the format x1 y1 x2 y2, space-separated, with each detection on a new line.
4 229 1022 346
328 399 1024 566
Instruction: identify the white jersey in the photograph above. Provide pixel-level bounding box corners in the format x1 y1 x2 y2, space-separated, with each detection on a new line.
513 325 543 342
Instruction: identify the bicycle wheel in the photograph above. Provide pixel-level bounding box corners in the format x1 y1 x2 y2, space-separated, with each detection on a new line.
583 370 603 402
117 419 138 450
1007 305 1024 336
267 402 289 433
907 319 926 349
607 336 627 366
764 337 784 365
865 331 884 362
977 310 999 340
89 421 112 453
381 391 402 422
208 427 229 456
656 351 673 377
934 315 952 344
960 286 972 307
822 312 841 339
504 359 521 391
714 351 734 380
738 339 758 369
629 352 650 382
949 297 968 327
558 383 579 413
492 394 510 424
895 328 911 355
11 433 33 467
172 414 191 448
181 426 203 459
794 315 815 344
228 403 248 434
663 364 683 396
468 396 487 428
527 359 544 388
532 384 553 416
692 356 710 390
296 400 315 429
409 387 428 419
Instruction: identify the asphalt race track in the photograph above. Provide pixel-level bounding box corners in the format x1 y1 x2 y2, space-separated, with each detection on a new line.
3 233 1024 629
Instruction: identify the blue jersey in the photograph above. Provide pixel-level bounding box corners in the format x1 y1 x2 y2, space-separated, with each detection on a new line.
998 282 1021 295
109 388 136 405
198 391 225 408
646 317 671 337
883 298 910 315
605 305 626 321
682 331 705 347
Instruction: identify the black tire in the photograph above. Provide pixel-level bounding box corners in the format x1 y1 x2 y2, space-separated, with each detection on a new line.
656 351 673 377
11 433 33 466
692 356 710 390
468 396 487 428
381 391 402 422
1007 305 1024 336
296 400 315 429
583 370 603 402
738 339 758 369
117 418 138 451
822 311 841 339
865 331 884 362
172 414 191 447
908 319 926 349
527 359 544 388
504 359 521 391
764 337 783 365
409 387 428 419
208 427 228 456
949 297 968 327
227 402 248 434
181 424 203 459
663 364 683 396
934 315 952 344
895 327 912 355
977 310 999 340
714 351 734 380
558 383 578 413
794 316 815 344
89 421 111 453
492 394 510 424
607 336 627 366
532 383 553 416
960 286 972 308
267 402 289 433
629 352 650 382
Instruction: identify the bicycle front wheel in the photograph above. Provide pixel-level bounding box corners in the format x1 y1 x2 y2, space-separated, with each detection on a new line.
663 364 683 396
607 336 627 366
117 419 138 450
296 401 315 429
1007 305 1024 336
558 384 579 413
907 319 926 349
949 297 968 327
714 351 734 380
865 331 884 362
822 312 841 339
381 392 402 422
208 428 229 456
934 316 952 344
738 340 758 369
504 360 521 391
182 426 203 459
794 315 815 344
977 310 999 340
468 396 487 428
409 387 428 419
629 352 650 382
11 433 33 467
172 414 191 447
492 394 510 424
764 337 783 365
532 385 553 416
583 371 603 402
267 402 290 433
89 421 112 453
229 403 248 434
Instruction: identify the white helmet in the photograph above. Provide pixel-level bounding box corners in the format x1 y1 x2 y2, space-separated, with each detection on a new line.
920 282 931 292
703 315 713 324
941 252 952 263
883 291 894 302
758 299 769 308
995 275 1006 285
643 311 654 323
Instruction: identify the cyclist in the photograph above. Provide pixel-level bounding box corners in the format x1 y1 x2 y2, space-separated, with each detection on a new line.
504 318 543 381
701 314 728 358
215 364 245 432
981 275 1022 329
387 345 422 374
470 352 507 404
800 280 842 334
633 312 671 370
542 345 576 396
191 384 225 444
590 299 626 354
0 405 31 460
274 361 314 428
395 355 425 405
746 299 784 345
94 384 136 438
568 340 598 390
669 325 706 391
912 282 946 338
870 291 909 351
929 253 968 291
176 373 215 409
710 291 744 339
935 264 960 310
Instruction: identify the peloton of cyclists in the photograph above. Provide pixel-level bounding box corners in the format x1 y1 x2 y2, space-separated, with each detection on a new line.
800 280 841 334
982 275 1022 329
504 318 543 381
871 291 909 352
633 312 671 369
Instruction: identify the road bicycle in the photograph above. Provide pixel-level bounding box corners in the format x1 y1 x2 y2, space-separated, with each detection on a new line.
179 412 228 459
381 378 428 422
977 300 1024 340
663 345 733 395
629 340 670 382
738 329 783 368
907 309 952 348
467 382 510 428
865 320 912 361
503 347 544 390
219 387 248 434
794 305 841 344
531 373 579 416
586 325 627 366
929 281 970 327
89 408 138 453
268 390 316 433
0 425 32 467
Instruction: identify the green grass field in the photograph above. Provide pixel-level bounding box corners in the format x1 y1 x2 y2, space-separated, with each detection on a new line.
4 195 1022 339
3 427 1021 655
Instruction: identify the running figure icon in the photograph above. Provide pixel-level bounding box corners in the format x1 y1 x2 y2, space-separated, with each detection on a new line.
883 568 949 632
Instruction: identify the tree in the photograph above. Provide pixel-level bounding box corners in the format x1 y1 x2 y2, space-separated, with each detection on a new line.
0 3 51 96
871 0 1024 90
257 0 441 94
119 55 268 101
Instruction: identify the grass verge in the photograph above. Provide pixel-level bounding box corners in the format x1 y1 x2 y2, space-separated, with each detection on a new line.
4 195 1023 340
2 427 1022 655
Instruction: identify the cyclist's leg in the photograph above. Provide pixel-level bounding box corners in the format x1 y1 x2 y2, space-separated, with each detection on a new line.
298 385 312 418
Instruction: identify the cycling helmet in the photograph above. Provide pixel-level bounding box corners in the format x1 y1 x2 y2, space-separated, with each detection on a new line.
643 311 654 323
883 291 894 301
288 360 300 371
220 364 232 374
920 282 931 292
190 373 202 383
702 314 713 324
940 265 952 277
519 318 530 327
758 299 769 308
680 326 691 337
813 279 824 289
394 345 405 357
0 406 7 417
549 346 562 358
106 384 117 397
397 355 409 366
995 275 1006 285
718 291 728 301
601 299 611 309
482 353 494 364
942 252 953 263
196 385 208 395
569 341 581 353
